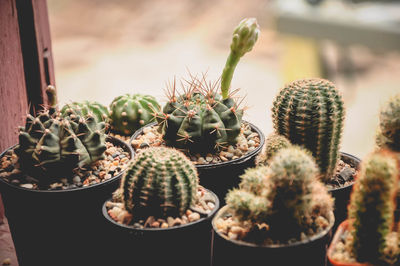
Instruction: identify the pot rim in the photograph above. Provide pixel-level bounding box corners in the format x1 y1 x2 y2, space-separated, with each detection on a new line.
130 120 265 169
0 135 134 194
212 205 335 249
102 187 220 232
328 152 361 192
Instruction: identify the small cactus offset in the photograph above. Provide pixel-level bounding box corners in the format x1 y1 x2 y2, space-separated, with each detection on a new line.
271 78 345 183
120 147 198 219
258 133 291 166
156 18 259 153
109 94 160 136
226 146 333 241
377 94 400 151
348 150 399 264
61 101 109 124
14 87 107 180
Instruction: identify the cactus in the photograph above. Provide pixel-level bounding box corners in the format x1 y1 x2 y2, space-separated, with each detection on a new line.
271 78 345 183
258 133 291 166
14 89 106 181
348 150 399 264
377 94 400 151
156 18 259 153
226 146 333 241
109 94 160 136
61 101 109 124
120 147 198 219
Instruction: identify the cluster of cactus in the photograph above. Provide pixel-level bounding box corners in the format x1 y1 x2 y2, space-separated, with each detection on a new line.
258 133 291 166
271 78 345 183
347 150 399 264
15 86 106 181
109 94 160 136
156 18 259 153
120 147 198 219
61 101 109 124
226 146 334 241
376 94 400 152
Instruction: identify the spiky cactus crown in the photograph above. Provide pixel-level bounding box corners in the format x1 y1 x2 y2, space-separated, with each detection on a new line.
377 94 400 152
61 101 109 124
271 78 345 183
258 133 291 166
348 150 399 264
227 146 333 241
14 88 106 182
109 94 160 136
120 147 198 219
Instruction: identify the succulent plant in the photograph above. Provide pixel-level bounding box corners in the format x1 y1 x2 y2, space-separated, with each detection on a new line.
348 150 399 264
120 147 198 219
226 146 333 241
61 101 109 124
109 94 160 136
271 78 345 183
376 94 400 152
258 133 291 166
156 18 259 153
14 87 106 181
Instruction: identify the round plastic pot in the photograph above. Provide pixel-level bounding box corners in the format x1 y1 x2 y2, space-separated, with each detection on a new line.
131 121 265 205
211 205 335 266
327 220 368 266
0 136 134 266
329 152 361 230
100 188 219 266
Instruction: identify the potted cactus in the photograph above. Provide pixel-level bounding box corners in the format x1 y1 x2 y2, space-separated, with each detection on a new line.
212 146 335 266
101 147 219 266
130 18 265 203
270 78 361 226
328 150 399 265
0 86 134 266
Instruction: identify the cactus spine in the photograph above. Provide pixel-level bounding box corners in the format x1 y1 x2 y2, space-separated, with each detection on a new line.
348 150 399 264
377 94 400 152
156 18 259 153
109 94 160 136
271 78 345 183
121 147 198 219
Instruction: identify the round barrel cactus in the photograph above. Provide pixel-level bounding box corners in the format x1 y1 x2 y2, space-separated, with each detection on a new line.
271 78 345 183
376 94 400 152
121 147 198 218
61 101 109 124
109 94 160 136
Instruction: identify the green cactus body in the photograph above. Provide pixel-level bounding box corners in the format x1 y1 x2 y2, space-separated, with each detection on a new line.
15 110 106 180
348 151 399 264
61 101 109 124
226 146 333 241
377 94 400 151
271 78 345 183
258 133 291 166
109 94 160 136
121 147 198 219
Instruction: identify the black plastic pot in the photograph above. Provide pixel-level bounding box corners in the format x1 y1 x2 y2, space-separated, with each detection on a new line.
211 206 335 266
0 136 134 266
130 121 265 205
330 152 361 229
100 188 220 266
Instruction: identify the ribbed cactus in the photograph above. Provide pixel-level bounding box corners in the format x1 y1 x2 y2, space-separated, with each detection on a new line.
15 88 106 180
376 94 400 152
227 146 333 241
156 18 259 153
348 150 399 264
258 133 291 166
271 78 345 183
61 101 109 124
120 147 198 219
109 94 160 136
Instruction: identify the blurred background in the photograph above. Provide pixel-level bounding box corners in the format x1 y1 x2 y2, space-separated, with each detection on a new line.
48 0 400 160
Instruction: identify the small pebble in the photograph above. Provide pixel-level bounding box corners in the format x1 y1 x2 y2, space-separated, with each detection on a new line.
20 183 33 189
161 222 168 229
188 212 200 222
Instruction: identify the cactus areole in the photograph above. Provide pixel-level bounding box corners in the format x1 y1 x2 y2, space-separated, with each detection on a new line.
156 18 259 153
